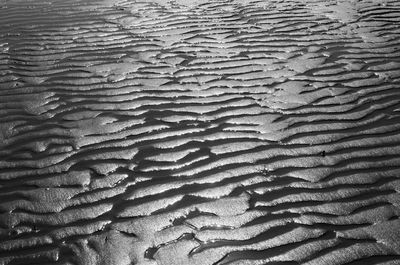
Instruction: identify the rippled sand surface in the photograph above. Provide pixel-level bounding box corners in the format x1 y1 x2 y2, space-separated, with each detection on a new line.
1 0 400 264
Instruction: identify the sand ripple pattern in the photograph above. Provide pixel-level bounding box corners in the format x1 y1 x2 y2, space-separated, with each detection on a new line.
1 0 400 264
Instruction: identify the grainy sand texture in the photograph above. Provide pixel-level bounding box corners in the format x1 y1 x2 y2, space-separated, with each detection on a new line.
1 0 400 264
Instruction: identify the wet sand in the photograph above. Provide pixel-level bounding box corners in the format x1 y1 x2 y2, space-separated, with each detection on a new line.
1 0 400 264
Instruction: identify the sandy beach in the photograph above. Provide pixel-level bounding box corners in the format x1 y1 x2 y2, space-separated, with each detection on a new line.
1 0 400 264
